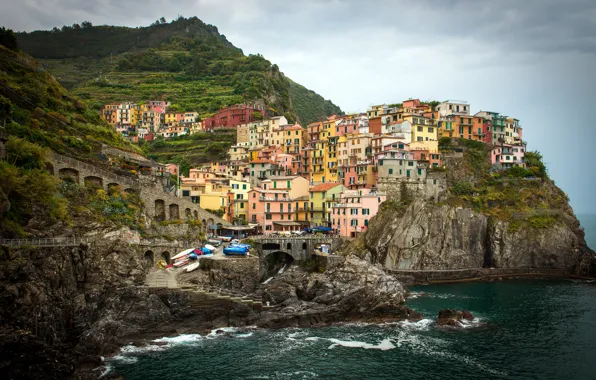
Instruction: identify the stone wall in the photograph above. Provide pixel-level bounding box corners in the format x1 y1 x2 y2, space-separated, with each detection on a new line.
101 144 151 163
49 153 228 226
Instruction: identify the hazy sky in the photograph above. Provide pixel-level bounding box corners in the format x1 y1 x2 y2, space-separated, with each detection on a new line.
1 0 596 214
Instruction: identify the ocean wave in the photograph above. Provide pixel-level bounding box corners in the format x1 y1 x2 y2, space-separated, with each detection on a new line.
109 354 138 364
302 336 396 350
153 333 203 344
393 318 434 330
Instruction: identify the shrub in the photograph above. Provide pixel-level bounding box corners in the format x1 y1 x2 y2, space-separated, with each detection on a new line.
528 216 557 229
505 166 533 178
451 181 474 196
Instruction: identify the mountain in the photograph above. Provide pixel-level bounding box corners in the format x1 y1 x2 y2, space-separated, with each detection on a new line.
16 17 343 125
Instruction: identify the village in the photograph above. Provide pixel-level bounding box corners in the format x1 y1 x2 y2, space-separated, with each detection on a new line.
101 99 527 238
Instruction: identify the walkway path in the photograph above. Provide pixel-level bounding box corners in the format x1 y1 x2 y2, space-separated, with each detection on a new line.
145 269 179 288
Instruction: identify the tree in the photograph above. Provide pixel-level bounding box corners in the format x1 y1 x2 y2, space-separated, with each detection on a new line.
81 21 93 28
160 17 166 24
0 27 18 51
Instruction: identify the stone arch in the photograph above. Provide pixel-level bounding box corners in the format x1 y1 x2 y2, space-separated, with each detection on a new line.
124 188 137 194
193 210 199 220
84 176 103 189
155 199 166 222
169 204 180 220
302 242 307 251
144 250 154 268
185 208 192 220
107 183 121 194
286 242 292 250
202 219 207 232
161 251 170 264
46 162 55 175
58 168 79 183
207 218 214 232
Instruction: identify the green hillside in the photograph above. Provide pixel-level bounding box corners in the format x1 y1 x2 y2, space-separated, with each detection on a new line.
141 129 236 175
0 36 146 238
16 17 343 125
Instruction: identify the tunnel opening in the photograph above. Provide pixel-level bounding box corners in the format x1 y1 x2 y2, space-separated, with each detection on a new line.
144 250 154 269
262 251 295 282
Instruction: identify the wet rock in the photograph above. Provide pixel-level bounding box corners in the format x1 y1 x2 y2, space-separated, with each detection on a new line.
437 309 474 326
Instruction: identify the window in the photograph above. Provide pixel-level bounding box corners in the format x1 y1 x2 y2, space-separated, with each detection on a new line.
351 219 358 226
408 161 414 167
389 168 393 175
364 219 369 227
418 168 422 176
417 137 423 142
242 184 247 190
252 203 256 209
428 127 434 133
240 203 244 209
417 126 423 132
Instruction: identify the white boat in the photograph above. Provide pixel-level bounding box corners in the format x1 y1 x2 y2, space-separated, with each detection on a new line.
204 244 216 252
186 262 200 272
171 248 195 261
173 258 189 268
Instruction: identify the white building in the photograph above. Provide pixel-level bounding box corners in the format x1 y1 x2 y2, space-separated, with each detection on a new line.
436 100 470 117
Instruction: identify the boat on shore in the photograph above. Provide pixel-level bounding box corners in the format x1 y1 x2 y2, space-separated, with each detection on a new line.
186 262 200 272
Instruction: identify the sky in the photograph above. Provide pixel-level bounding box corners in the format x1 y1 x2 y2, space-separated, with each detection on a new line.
1 0 596 215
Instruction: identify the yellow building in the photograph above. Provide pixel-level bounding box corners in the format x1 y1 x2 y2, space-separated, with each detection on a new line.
309 183 346 227
229 179 251 223
305 141 325 184
406 115 438 142
164 112 178 126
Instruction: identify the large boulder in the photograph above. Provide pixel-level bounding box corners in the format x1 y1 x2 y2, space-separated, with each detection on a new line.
437 309 474 327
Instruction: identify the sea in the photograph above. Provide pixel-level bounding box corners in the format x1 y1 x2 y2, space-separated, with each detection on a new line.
108 279 596 380
108 216 596 379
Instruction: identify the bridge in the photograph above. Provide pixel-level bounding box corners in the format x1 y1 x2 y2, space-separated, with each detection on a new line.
251 235 344 261
49 152 228 230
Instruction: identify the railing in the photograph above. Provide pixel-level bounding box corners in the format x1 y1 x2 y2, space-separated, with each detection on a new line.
0 237 88 247
251 235 340 241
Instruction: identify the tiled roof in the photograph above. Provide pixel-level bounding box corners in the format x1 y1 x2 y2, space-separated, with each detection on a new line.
310 183 342 192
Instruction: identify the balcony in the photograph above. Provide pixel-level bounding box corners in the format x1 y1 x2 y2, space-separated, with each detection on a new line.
259 197 294 202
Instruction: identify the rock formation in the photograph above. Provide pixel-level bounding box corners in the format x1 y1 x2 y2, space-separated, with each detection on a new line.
360 198 594 275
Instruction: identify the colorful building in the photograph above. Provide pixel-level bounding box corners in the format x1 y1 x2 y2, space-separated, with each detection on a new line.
309 183 347 227
331 188 386 237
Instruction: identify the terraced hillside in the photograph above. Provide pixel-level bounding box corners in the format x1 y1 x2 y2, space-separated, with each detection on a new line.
17 17 343 125
142 129 236 175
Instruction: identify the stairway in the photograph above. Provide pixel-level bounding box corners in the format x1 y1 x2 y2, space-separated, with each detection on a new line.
179 284 266 310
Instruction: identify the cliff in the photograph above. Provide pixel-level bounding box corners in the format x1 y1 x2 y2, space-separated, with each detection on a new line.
356 140 595 277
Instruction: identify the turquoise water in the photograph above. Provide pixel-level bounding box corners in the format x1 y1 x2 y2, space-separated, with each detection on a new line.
578 214 596 250
109 280 596 380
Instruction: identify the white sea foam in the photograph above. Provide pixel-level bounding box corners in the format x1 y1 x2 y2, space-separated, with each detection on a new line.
98 364 112 378
302 336 396 350
120 344 166 354
153 333 202 344
394 318 434 330
110 355 138 364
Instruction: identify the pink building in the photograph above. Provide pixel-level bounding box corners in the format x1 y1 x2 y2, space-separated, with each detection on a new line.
248 176 309 233
147 100 168 114
491 144 525 169
331 189 386 237
165 163 179 176
274 153 294 175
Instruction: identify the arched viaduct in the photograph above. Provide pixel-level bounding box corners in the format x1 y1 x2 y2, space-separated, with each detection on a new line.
50 152 228 230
